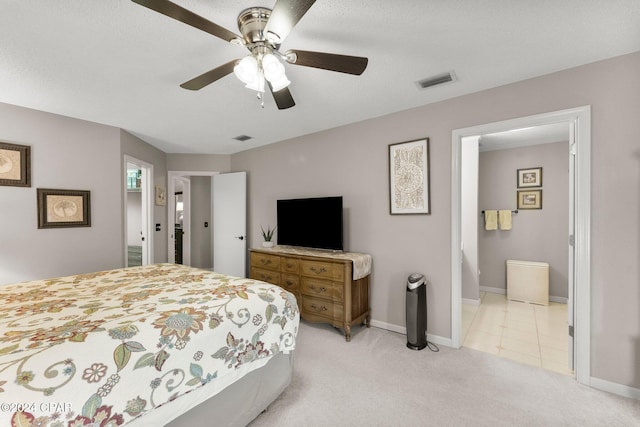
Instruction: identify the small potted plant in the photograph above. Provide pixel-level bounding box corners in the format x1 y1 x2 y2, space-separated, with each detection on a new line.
261 225 276 248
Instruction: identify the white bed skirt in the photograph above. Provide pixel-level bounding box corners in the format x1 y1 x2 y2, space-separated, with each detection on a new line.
130 351 293 426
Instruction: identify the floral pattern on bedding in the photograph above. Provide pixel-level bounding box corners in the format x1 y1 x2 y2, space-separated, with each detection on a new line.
0 264 299 426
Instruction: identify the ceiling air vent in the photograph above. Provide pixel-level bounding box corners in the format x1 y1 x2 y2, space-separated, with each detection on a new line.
233 135 253 142
416 71 456 90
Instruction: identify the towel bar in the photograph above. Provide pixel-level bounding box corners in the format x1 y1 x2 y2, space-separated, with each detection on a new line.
481 210 518 215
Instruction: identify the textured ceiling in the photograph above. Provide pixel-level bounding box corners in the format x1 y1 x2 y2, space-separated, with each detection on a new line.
1 1 639 154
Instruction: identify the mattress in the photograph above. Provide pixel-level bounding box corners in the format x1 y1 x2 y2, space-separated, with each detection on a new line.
0 264 299 426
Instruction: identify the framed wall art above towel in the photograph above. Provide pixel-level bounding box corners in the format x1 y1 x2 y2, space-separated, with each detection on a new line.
0 141 31 187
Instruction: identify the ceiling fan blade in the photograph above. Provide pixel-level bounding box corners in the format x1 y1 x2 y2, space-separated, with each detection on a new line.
131 0 240 43
264 0 316 44
268 83 295 110
180 60 238 90
285 49 368 75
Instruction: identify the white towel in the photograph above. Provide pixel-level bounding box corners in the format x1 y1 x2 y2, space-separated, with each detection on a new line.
499 210 512 230
484 210 497 230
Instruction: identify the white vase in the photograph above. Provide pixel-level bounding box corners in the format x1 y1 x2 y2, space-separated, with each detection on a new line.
262 241 275 248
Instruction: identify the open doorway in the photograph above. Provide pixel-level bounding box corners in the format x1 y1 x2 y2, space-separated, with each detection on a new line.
124 156 153 267
451 106 591 385
167 171 247 277
460 124 571 375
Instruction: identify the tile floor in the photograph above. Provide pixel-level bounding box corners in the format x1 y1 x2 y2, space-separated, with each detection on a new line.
462 292 573 376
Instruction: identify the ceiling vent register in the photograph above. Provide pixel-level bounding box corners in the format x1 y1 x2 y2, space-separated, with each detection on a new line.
416 71 456 90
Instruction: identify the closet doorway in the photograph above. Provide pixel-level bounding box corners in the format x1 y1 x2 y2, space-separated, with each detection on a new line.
451 106 591 385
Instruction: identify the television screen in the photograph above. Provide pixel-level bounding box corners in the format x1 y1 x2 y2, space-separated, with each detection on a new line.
277 196 343 251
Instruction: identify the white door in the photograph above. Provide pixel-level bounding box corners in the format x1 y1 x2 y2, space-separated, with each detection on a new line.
567 123 576 371
213 172 247 277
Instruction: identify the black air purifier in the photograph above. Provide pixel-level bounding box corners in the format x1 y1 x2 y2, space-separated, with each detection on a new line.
406 273 427 350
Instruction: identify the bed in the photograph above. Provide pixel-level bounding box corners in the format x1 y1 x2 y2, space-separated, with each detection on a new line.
0 263 299 426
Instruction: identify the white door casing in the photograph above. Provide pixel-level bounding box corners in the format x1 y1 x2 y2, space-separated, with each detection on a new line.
568 122 576 370
451 106 591 385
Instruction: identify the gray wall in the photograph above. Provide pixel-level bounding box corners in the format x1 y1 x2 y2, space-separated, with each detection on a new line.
478 142 569 299
190 176 212 269
0 102 123 284
231 52 640 388
167 153 231 173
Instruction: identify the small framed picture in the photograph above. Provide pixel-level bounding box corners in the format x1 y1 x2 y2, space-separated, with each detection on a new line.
155 185 167 206
37 189 91 228
517 189 542 210
0 142 31 187
517 167 542 188
389 138 430 215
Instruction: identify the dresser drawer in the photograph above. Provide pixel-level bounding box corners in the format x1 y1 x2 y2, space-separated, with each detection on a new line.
300 260 344 281
281 257 299 273
280 273 300 292
301 278 343 301
251 252 280 271
250 267 280 285
301 295 343 320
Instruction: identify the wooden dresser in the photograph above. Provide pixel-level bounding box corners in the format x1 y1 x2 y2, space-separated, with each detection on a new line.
250 247 371 341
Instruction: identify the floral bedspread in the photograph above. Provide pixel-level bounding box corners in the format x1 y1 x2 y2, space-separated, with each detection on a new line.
0 264 299 426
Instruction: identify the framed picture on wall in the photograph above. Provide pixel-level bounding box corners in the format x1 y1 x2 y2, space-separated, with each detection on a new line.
155 185 166 206
388 138 430 214
37 188 91 228
517 167 542 188
517 189 542 210
0 141 31 187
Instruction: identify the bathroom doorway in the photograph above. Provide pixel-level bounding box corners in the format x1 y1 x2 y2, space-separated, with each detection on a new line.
451 106 591 385
463 126 571 375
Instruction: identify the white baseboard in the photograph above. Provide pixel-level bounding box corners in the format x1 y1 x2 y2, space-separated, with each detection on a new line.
480 286 568 304
480 286 505 295
370 319 405 335
462 298 481 307
369 319 453 348
590 377 640 400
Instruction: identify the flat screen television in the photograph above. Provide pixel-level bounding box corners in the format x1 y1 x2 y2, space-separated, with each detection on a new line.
277 196 343 251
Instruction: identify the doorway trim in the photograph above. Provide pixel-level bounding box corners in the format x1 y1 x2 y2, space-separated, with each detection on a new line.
451 106 591 385
123 155 154 267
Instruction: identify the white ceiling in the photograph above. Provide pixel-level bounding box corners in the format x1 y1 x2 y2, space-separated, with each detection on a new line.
1 1 639 154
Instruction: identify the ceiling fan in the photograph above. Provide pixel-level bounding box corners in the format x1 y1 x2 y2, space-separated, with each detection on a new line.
131 0 369 109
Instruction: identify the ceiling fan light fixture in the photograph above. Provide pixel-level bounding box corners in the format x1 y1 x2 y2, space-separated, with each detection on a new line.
245 69 265 93
262 53 283 79
262 53 291 91
233 56 258 84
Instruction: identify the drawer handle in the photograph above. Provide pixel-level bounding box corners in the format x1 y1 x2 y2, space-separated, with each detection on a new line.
260 259 272 265
287 263 295 268
285 280 295 287
309 284 326 293
310 304 327 312
310 266 327 274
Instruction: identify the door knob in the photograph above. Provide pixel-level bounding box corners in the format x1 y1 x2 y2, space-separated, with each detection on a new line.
235 235 245 240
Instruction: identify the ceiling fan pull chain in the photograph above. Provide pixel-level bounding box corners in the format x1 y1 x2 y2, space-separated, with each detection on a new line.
256 91 265 109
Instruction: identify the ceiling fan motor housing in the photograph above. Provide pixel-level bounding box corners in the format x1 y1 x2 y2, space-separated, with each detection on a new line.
237 7 273 45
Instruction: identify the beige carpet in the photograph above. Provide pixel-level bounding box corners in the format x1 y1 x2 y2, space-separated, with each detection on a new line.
249 321 640 426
